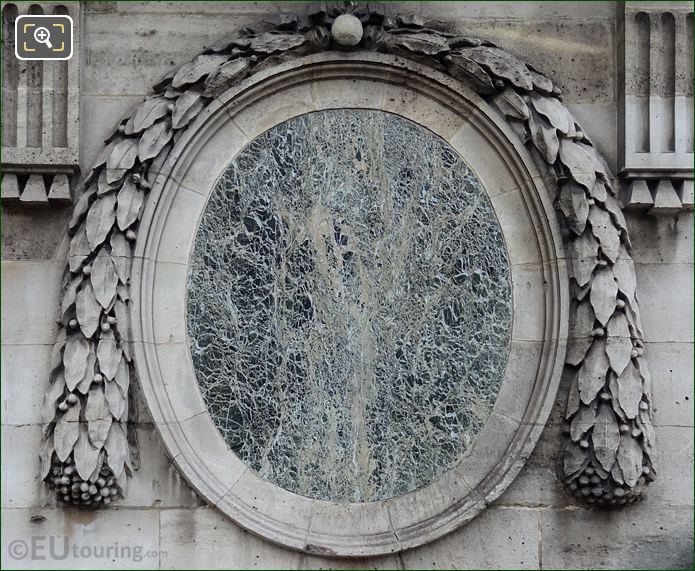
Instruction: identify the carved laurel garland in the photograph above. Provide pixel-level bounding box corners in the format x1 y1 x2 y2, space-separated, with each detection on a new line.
41 3 656 508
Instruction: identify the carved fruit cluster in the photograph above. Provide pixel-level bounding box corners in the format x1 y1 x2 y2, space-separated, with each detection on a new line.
46 456 122 507
42 0 656 507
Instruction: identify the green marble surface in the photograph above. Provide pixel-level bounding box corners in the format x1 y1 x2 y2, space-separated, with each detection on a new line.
187 110 512 502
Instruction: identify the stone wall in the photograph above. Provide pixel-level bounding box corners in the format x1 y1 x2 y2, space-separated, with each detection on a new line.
1 2 692 569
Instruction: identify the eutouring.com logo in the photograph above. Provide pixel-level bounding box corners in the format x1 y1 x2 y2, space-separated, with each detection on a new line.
7 537 165 563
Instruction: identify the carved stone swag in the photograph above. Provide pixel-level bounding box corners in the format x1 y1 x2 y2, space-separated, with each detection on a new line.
40 2 656 510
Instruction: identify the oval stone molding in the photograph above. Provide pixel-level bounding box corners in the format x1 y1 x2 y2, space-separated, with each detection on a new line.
41 5 657 556
130 53 567 556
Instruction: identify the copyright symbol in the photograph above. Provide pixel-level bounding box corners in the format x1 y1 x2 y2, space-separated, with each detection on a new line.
8 540 28 560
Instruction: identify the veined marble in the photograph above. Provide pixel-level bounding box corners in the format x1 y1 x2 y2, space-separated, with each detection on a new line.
187 110 512 502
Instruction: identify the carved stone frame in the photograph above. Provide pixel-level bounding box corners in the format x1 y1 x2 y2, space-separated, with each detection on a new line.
130 52 568 557
42 4 656 553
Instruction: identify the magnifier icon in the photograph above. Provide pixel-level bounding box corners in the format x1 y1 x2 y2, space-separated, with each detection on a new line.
33 26 53 49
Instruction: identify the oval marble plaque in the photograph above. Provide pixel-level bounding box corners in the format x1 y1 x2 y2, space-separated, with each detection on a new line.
187 109 512 502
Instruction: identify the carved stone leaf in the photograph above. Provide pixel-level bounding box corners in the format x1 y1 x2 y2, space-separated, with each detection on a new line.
63 335 90 391
117 469 128 496
528 68 553 94
152 66 177 92
527 107 559 164
114 298 131 342
90 450 107 483
575 281 591 302
460 46 533 90
49 328 67 372
625 306 644 348
248 31 306 54
121 393 130 425
85 385 112 448
603 193 628 235
206 34 252 53
163 87 181 101
559 181 589 235
116 178 145 231
76 282 101 338
106 138 139 184
68 226 90 273
605 312 632 375
613 246 636 304
577 340 610 405
492 88 529 120
565 372 581 419
569 230 598 287
610 462 624 486
443 53 495 94
74 424 101 480
617 432 643 487
120 340 131 367
589 179 608 202
89 149 120 194
104 114 129 144
565 373 582 419
388 32 450 55
105 421 128 477
138 118 173 161
69 184 97 230
40 435 55 479
564 441 588 476
97 170 122 197
608 370 627 422
530 93 574 136
637 408 657 469
85 192 117 250
123 116 136 136
97 330 121 380
559 139 597 190
570 403 596 442
203 57 253 97
593 403 620 471
53 400 80 462
172 54 230 88
76 350 97 395
172 90 204 129
566 300 595 366
91 248 118 309
637 358 653 403
43 371 66 424
110 231 131 284
114 357 131 393
507 119 528 144
130 97 170 134
105 379 126 420
588 205 620 263
590 267 618 326
617 360 642 419
117 282 130 302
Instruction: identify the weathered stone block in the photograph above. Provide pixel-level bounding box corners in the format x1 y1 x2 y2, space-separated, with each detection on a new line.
400 506 541 569
1 344 51 426
540 506 694 569
0 425 47 509
1 507 161 569
634 261 694 342
1 261 63 345
646 341 694 428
